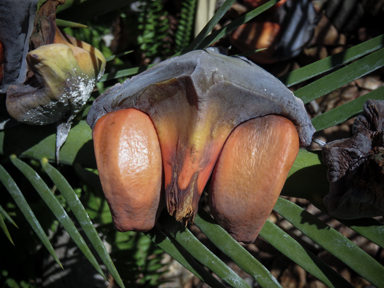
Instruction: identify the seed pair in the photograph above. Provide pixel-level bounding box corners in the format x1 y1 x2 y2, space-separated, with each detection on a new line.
89 49 314 242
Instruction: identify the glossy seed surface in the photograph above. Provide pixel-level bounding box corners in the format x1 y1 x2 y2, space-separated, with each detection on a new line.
209 115 299 243
93 108 163 232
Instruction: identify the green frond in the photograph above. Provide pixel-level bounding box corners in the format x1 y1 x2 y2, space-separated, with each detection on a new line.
40 160 125 288
195 209 282 288
158 213 251 288
0 211 14 245
312 85 384 131
10 156 107 281
274 198 384 287
174 0 197 52
136 0 170 59
295 47 384 104
260 219 354 288
196 0 282 50
0 205 18 229
0 163 62 268
145 226 226 287
279 34 384 87
55 19 88 28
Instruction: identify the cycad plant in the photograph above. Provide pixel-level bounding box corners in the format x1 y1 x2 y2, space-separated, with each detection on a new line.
1 0 383 287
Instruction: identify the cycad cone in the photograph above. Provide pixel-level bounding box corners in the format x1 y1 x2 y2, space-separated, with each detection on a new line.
89 49 314 239
93 110 300 240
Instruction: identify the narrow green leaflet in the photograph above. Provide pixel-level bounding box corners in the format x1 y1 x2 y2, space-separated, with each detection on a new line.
282 150 329 199
55 19 88 28
99 64 155 82
73 167 224 286
235 48 267 57
158 213 251 288
0 204 18 228
13 120 95 167
0 212 14 245
295 47 384 104
0 203 17 246
72 164 113 224
0 164 62 268
181 0 236 53
279 34 384 87
307 196 384 249
273 197 384 287
145 226 226 288
41 160 125 288
260 220 353 288
10 156 106 280
312 85 384 131
197 0 281 49
195 209 282 288
287 150 322 177
337 218 384 250
105 51 134 62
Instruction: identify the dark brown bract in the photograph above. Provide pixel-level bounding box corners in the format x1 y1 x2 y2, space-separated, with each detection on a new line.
322 99 384 219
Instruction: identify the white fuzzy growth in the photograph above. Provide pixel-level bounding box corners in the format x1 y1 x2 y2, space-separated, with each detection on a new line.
64 71 96 114
55 70 97 159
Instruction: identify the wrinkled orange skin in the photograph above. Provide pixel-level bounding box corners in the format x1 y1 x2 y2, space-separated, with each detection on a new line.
93 108 163 232
209 115 299 243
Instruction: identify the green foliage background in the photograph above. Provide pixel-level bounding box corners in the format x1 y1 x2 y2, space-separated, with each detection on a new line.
1 0 384 287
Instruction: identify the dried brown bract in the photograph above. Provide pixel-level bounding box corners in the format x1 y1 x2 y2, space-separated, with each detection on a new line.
322 99 384 219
